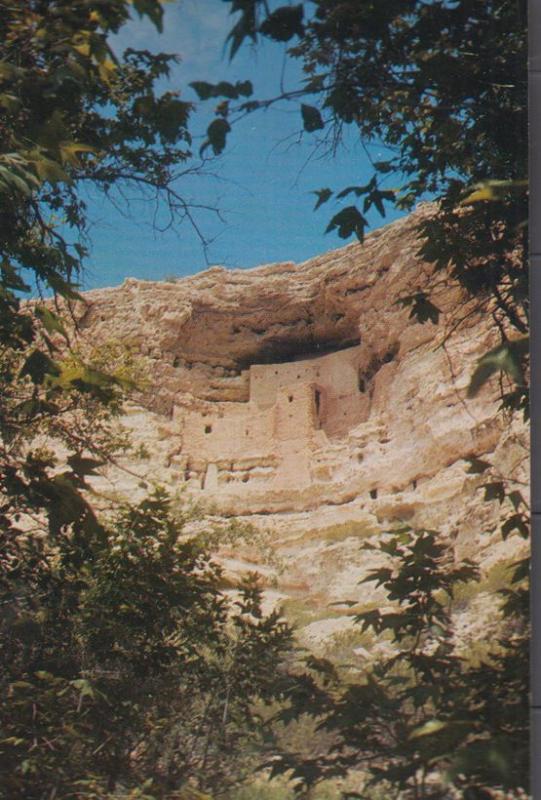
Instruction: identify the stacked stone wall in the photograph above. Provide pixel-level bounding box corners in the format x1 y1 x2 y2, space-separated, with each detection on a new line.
172 343 368 492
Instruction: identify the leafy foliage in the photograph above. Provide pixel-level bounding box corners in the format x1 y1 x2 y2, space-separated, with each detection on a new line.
1 489 293 799
396 292 441 326
0 0 203 355
0 0 203 595
271 528 529 798
0 4 294 798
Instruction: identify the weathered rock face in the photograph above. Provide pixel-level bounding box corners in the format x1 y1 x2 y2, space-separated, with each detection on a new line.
77 205 527 651
76 206 441 412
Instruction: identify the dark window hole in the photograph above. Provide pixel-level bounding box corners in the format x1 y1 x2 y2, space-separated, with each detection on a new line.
204 425 212 434
370 488 378 499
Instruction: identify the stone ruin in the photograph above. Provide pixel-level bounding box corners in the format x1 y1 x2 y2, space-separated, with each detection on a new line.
173 342 368 494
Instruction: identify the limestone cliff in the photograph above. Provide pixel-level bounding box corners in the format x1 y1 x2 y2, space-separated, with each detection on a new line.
74 206 528 652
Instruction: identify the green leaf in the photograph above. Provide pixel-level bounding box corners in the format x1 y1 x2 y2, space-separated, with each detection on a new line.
45 474 96 533
0 259 30 292
0 156 41 196
0 92 22 113
397 292 440 325
482 481 505 504
19 349 60 384
67 454 104 477
462 179 528 204
509 490 525 510
260 5 304 42
58 141 96 166
70 678 95 698
312 188 332 210
190 80 253 101
501 514 529 540
226 3 259 60
35 306 68 338
191 81 220 101
354 609 381 632
32 155 71 184
304 655 338 684
362 567 393 587
132 0 164 32
46 271 82 301
409 719 447 739
35 670 55 681
336 184 370 200
0 737 25 746
301 104 324 132
202 118 231 156
9 681 34 690
325 206 367 241
13 398 59 419
156 98 191 143
464 456 491 474
373 160 394 173
235 80 253 98
467 338 528 398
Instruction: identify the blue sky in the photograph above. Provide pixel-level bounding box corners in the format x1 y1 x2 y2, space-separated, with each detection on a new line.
79 0 405 290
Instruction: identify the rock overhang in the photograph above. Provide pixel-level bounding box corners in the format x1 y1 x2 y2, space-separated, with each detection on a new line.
74 207 438 398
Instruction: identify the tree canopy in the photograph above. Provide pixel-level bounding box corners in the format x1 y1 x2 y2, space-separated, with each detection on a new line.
0 4 294 798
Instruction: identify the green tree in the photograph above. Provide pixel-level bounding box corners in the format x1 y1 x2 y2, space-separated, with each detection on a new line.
1 488 293 798
271 528 528 798
0 4 294 797
0 0 206 533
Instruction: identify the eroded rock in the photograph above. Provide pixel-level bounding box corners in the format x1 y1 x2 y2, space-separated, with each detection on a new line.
73 206 528 650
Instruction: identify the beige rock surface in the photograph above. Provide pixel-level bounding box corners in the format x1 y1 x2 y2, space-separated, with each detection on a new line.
72 206 528 651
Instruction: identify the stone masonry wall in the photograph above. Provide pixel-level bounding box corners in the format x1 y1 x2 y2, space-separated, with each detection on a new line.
173 344 367 492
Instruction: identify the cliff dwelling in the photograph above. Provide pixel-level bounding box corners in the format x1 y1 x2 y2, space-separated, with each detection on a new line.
75 208 525 524
172 343 374 496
